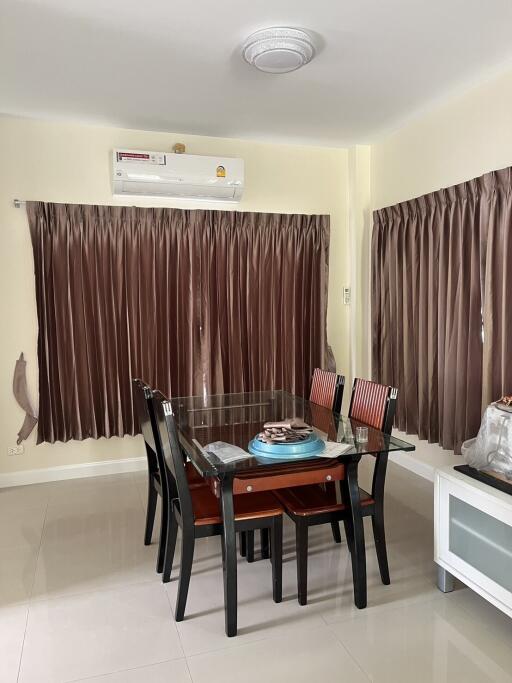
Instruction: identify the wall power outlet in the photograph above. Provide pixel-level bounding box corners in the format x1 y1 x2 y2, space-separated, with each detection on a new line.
7 445 24 456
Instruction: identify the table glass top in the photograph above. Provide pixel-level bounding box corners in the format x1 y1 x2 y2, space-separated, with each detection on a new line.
171 390 415 477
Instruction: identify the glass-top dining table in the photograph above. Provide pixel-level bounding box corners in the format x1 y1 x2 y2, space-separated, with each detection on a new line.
171 390 415 637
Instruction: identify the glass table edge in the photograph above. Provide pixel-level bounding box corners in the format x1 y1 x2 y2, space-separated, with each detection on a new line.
177 430 416 479
171 390 416 476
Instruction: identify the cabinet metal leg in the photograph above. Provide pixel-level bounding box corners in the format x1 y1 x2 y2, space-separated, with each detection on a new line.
437 565 455 593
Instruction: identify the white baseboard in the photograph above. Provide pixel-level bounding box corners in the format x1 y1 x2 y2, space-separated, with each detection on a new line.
389 450 437 482
390 430 465 483
0 456 146 489
0 430 462 489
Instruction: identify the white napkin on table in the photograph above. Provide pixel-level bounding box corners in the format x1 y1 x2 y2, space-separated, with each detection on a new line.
319 441 353 458
203 441 251 464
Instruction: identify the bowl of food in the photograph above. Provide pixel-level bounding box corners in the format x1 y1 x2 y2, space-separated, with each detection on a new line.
248 418 325 459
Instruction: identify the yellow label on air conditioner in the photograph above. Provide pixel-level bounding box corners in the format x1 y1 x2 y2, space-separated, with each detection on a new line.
216 165 226 178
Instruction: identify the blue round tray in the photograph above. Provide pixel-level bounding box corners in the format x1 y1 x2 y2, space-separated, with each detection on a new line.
248 432 325 459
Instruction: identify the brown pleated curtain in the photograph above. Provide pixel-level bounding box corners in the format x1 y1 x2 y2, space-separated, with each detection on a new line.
372 167 512 453
28 202 331 444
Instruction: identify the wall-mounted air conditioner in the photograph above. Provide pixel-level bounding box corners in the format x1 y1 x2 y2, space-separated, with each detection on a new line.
112 149 244 202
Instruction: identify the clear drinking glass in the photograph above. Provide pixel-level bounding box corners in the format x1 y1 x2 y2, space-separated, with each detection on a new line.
355 426 368 443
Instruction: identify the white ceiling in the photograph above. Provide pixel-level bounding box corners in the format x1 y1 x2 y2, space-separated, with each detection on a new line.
2 0 512 146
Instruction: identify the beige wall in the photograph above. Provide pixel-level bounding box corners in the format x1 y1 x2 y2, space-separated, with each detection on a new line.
347 145 371 382
371 67 512 210
0 115 349 475
7 64 510 477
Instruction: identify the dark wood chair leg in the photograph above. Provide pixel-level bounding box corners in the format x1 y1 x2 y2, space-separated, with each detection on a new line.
220 476 237 637
240 531 247 558
220 532 226 571
246 530 255 563
271 518 283 603
330 521 342 544
343 519 354 554
340 479 354 554
162 512 178 584
261 528 270 559
372 452 390 585
144 481 158 545
346 459 367 609
295 520 309 606
323 482 342 544
175 529 195 621
156 494 169 573
372 506 390 585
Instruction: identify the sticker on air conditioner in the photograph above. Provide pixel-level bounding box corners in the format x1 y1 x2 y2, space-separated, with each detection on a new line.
116 151 166 165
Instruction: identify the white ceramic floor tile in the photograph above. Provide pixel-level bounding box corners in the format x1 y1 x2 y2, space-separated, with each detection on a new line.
46 476 142 513
186 627 369 683
32 515 158 600
1 456 510 683
130 471 148 483
166 549 328 656
41 503 146 547
0 483 51 515
316 553 442 623
19 583 184 683
446 588 512 646
49 473 136 494
134 479 151 508
0 544 39 606
68 658 192 682
277 515 441 625
0 603 28 683
0 506 46 550
31 488 156 600
329 597 512 683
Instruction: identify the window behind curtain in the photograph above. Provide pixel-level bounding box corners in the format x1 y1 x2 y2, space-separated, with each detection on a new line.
372 167 512 454
28 202 332 444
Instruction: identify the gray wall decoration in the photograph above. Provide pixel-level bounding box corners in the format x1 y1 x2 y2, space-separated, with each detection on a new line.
13 353 38 444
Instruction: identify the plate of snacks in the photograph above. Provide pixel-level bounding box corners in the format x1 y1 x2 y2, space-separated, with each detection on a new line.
248 418 325 458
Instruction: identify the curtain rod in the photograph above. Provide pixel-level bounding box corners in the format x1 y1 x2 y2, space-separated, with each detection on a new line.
14 199 26 208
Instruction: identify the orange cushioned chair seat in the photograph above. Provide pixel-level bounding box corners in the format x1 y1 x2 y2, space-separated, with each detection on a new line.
189 486 283 526
275 485 374 517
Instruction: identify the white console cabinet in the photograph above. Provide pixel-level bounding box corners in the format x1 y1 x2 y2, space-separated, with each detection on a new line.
435 466 512 618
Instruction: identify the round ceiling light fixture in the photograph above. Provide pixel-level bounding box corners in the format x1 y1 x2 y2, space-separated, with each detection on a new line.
242 27 315 74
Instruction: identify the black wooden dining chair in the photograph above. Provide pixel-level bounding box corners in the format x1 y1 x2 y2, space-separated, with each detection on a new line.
347 378 398 585
152 390 284 622
310 368 346 545
133 379 166 568
132 379 206 574
244 368 347 562
275 378 398 605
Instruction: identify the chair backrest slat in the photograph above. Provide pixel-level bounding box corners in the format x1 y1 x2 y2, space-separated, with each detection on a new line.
152 390 195 524
348 378 397 435
309 368 345 413
133 378 159 475
308 403 339 440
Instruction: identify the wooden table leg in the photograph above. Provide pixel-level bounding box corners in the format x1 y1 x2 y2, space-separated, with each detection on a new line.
220 475 237 636
346 458 367 609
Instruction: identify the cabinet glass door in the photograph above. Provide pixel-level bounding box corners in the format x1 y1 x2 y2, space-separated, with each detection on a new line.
449 495 512 593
